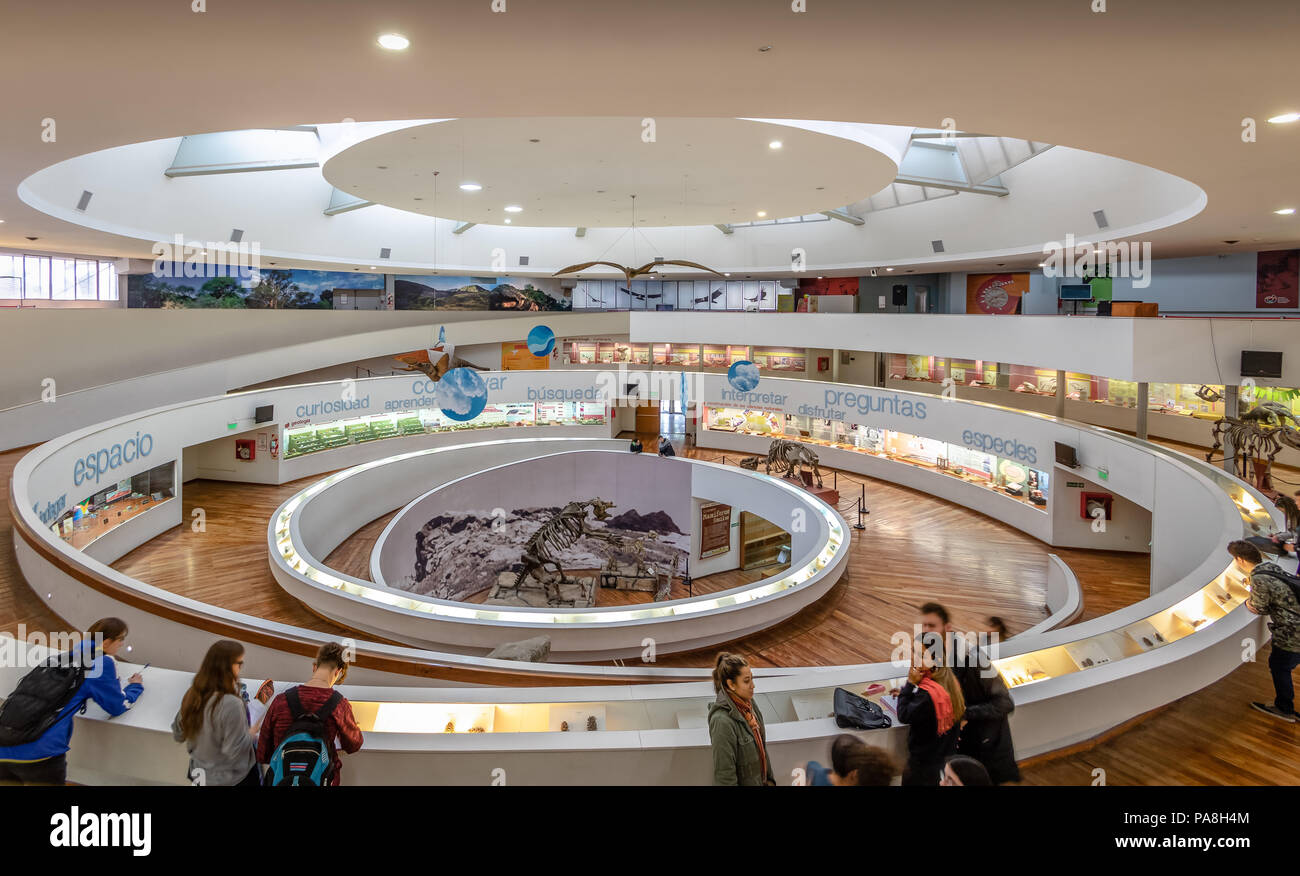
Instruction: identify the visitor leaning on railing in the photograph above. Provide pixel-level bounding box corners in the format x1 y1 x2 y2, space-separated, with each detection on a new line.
172 640 274 787
0 617 143 786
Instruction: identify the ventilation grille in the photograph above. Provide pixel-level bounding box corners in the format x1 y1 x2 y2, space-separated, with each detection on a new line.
1093 210 1109 229
379 247 391 259
230 228 245 243
76 191 93 212
518 256 530 266
931 239 945 253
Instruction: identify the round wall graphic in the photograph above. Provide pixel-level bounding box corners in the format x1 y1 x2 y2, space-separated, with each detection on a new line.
526 325 556 357
727 360 760 393
436 368 489 421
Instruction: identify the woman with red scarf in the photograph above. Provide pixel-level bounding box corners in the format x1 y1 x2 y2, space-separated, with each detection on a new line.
897 635 966 786
708 652 776 786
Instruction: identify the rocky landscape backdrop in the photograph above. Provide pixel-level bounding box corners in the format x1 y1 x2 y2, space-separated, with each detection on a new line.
395 505 689 601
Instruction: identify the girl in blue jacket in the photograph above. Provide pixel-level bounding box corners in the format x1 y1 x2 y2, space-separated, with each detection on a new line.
0 617 144 785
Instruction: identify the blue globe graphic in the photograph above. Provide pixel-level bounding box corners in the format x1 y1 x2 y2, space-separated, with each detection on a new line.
436 367 489 422
727 360 761 393
527 324 556 357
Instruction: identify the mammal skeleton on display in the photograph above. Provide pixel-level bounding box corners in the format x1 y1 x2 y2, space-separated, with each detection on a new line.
511 499 624 605
739 438 824 487
1207 401 1300 499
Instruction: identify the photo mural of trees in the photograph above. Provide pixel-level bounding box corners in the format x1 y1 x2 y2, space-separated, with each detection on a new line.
127 265 384 309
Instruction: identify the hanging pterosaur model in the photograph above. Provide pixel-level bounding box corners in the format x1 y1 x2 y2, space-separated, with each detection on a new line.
553 259 725 286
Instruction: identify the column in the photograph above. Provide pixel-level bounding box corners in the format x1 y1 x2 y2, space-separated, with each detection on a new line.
1136 382 1149 440
1054 369 1066 419
1223 385 1239 474
831 348 841 383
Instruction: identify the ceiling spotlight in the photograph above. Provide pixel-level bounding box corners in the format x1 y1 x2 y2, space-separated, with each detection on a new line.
504 205 523 213
885 267 894 271
0 219 5 224
369 266 377 269
768 141 783 150
1275 208 1296 215
756 210 767 218
724 272 731 277
1267 112 1300 124
459 182 482 191
377 33 410 51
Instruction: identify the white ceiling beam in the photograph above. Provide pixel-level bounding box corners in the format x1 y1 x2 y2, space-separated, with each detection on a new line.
820 209 865 226
323 187 375 215
452 222 476 235
892 175 1009 196
714 223 734 235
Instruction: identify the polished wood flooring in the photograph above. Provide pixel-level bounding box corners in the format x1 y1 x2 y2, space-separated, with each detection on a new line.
2 439 1296 784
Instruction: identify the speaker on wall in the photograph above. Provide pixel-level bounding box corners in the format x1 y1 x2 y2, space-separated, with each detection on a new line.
891 285 907 306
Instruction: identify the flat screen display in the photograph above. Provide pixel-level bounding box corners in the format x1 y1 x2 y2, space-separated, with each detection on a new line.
1059 284 1093 300
254 404 274 424
1055 441 1079 468
1241 350 1283 378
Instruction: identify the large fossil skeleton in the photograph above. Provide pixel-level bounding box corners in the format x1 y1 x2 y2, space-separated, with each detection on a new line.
740 438 824 487
1207 401 1300 498
509 499 624 605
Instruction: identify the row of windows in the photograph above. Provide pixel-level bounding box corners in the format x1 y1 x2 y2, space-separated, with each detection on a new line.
0 254 119 301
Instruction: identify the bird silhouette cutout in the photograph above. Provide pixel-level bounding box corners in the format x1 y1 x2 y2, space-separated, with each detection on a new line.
554 259 724 286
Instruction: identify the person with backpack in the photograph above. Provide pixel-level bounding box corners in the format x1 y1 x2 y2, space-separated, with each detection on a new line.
172 640 274 787
0 617 143 785
257 642 362 786
1229 540 1300 722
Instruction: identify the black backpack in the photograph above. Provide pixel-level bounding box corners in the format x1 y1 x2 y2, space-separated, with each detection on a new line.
0 652 87 747
1259 563 1300 609
833 687 892 730
264 687 342 787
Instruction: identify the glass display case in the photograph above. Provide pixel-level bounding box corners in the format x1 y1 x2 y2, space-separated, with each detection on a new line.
752 346 807 372
702 344 751 368
995 562 1249 688
57 460 175 550
652 343 702 367
284 402 605 459
701 407 1049 510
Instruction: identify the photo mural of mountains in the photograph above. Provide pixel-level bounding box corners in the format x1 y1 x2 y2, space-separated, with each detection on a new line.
399 505 688 601
394 275 571 311
127 264 384 309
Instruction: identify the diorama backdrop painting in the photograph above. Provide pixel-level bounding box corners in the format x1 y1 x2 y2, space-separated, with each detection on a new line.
128 264 383 308
394 275 570 311
378 453 691 602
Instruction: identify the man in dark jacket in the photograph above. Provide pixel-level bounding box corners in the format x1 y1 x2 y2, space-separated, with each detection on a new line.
1231 540 1300 722
918 602 1019 784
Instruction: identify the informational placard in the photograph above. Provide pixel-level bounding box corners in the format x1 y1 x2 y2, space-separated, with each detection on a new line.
501 342 550 370
699 502 732 559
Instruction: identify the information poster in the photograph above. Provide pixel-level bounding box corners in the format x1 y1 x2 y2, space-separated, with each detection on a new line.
699 503 732 559
1257 249 1299 308
501 342 549 370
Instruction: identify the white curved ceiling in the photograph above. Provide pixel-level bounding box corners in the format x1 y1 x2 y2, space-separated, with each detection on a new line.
323 117 900 227
0 0 1295 273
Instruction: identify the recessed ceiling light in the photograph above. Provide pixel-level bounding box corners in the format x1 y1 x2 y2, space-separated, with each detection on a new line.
529 138 540 143
756 210 767 218
1268 112 1300 124
377 33 410 51
724 272 731 277
0 219 5 224
1275 208 1296 215
369 266 377 269
459 182 482 191
1038 262 1047 267
504 205 523 213
768 141 782 150
758 45 773 52
885 267 894 271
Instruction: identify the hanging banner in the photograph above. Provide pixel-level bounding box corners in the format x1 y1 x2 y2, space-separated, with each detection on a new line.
699 502 732 559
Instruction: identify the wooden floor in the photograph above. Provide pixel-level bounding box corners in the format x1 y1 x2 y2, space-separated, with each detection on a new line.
1 438 1296 784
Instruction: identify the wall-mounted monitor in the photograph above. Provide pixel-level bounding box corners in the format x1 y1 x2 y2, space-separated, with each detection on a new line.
1059 284 1093 301
1241 350 1283 379
1055 441 1080 468
254 404 275 424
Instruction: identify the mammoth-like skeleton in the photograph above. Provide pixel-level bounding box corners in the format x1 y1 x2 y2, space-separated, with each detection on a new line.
1207 401 1300 499
740 438 824 488
509 499 623 605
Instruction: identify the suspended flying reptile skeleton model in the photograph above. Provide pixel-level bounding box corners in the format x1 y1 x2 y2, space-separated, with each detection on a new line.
1207 401 1300 529
553 260 725 289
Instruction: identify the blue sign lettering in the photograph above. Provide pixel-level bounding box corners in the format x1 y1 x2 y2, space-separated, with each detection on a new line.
72 432 153 487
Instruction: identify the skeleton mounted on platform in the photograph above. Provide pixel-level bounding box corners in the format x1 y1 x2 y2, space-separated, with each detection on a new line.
1208 401 1300 498
739 438 824 487
507 498 624 605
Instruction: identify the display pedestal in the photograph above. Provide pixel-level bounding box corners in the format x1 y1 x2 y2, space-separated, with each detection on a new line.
485 572 597 608
806 485 840 505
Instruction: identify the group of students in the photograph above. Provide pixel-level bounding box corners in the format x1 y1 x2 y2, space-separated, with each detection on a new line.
708 601 1019 787
0 622 363 786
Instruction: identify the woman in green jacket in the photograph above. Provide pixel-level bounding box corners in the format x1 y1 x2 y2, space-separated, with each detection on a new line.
707 652 776 786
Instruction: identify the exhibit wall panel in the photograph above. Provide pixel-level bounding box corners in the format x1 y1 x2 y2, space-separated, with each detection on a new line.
1149 457 1238 593
690 497 741 578
1049 471 1151 553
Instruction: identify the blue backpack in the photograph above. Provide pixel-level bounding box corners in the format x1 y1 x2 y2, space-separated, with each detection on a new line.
264 687 342 787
